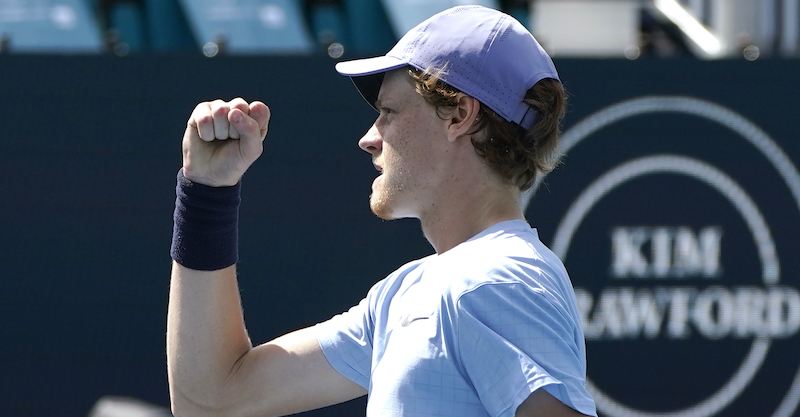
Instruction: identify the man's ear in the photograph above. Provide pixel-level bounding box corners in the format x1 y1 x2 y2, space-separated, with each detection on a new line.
446 94 481 143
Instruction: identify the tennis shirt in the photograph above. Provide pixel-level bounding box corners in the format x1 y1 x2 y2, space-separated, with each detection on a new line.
316 220 597 417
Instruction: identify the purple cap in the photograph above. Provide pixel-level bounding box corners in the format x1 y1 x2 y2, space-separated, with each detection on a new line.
335 5 559 130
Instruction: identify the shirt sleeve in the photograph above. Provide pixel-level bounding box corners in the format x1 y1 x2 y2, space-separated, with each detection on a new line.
314 258 430 392
315 294 375 390
453 282 596 417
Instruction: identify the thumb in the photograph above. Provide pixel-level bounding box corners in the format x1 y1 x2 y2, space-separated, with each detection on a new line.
229 108 265 164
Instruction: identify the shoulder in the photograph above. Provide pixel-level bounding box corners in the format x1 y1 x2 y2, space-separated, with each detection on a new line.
362 254 436 308
428 222 581 326
373 255 432 290
437 222 569 295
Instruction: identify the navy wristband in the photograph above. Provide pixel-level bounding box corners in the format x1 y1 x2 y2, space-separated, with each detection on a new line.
170 170 241 271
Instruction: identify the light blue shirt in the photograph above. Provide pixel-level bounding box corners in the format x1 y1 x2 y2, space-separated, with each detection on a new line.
316 220 597 417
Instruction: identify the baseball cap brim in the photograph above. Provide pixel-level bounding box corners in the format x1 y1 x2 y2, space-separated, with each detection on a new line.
335 55 407 77
335 55 408 109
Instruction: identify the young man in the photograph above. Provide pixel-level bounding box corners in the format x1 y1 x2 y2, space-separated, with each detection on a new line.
167 6 596 417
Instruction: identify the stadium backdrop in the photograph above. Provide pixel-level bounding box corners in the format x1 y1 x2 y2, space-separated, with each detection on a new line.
0 55 798 417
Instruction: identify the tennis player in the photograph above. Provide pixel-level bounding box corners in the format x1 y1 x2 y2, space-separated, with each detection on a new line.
167 6 596 417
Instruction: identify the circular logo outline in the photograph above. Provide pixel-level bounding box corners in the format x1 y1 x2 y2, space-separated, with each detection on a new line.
554 154 773 417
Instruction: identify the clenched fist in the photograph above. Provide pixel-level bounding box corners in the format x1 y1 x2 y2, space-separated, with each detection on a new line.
182 98 271 187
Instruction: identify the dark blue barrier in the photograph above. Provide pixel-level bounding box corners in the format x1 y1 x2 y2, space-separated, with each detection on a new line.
0 55 797 417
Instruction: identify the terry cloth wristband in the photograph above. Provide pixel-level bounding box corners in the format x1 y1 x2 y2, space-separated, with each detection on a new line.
171 170 241 271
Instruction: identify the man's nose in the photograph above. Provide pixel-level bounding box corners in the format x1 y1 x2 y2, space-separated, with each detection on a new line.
358 125 382 154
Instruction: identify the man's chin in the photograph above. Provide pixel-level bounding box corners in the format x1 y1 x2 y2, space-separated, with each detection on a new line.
370 199 395 221
369 185 418 220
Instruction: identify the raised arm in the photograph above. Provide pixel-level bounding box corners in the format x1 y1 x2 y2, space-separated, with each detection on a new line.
166 99 365 417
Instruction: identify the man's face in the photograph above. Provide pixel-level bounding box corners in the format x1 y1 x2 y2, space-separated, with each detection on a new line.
358 69 451 220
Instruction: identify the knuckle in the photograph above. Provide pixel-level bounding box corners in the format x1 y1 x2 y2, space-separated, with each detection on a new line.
212 104 230 117
230 99 249 112
196 112 214 127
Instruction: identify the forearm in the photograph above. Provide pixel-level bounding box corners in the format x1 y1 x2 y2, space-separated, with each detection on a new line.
167 262 253 414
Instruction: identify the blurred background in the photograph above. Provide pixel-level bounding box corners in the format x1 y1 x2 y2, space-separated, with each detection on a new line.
0 0 798 416
1 0 798 58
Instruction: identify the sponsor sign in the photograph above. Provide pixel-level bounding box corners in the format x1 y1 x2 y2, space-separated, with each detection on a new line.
525 96 800 417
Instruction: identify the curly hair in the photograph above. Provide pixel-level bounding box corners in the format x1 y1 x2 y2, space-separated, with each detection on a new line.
408 67 567 191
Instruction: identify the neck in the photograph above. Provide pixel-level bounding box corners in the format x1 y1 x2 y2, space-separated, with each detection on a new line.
419 180 525 254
